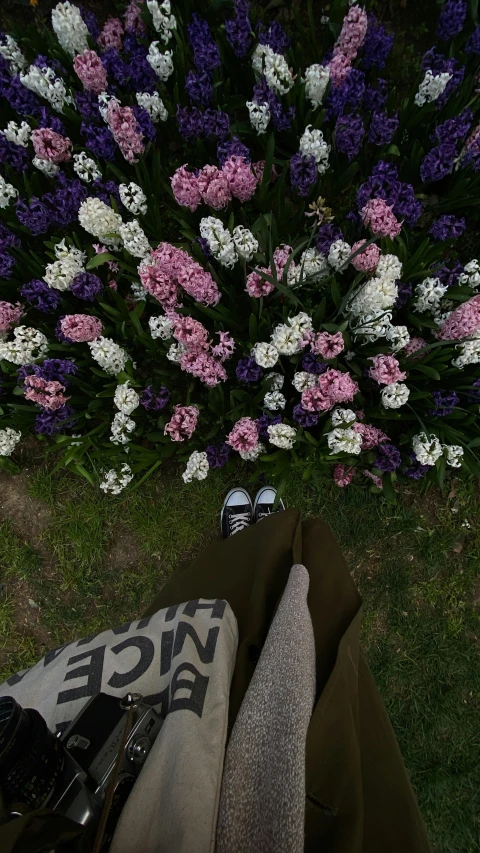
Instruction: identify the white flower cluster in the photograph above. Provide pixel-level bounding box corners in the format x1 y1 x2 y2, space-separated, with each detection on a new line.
304 64 330 109
100 464 133 495
252 44 294 95
200 217 237 268
327 427 362 456
239 442 266 462
182 451 209 483
119 182 148 216
20 64 73 113
0 175 18 209
114 382 140 415
445 445 464 468
271 323 304 356
265 372 284 391
167 342 186 363
51 1 89 56
0 326 48 365
0 35 26 74
264 391 286 411
458 259 480 290
246 101 271 135
135 91 168 123
292 371 317 392
251 342 279 368
147 43 174 82
288 312 313 335
130 281 148 301
414 276 448 315
78 198 123 247
149 315 173 340
328 240 352 271
381 382 410 409
3 121 31 147
119 220 151 259
88 337 128 375
33 157 60 177
288 248 328 286
147 0 177 43
73 152 102 183
110 412 136 445
232 225 258 261
299 125 331 175
414 70 452 106
252 313 312 367
44 240 86 291
347 254 403 343
452 333 480 368
386 324 410 352
412 432 442 465
267 423 297 449
0 428 22 457
331 408 356 426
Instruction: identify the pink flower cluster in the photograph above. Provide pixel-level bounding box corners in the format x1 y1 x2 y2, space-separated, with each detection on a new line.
301 369 359 412
73 50 108 94
333 464 355 487
24 376 69 411
0 301 23 332
170 314 234 387
246 244 293 298
139 242 220 308
171 156 258 212
437 294 480 340
164 405 199 442
328 53 351 87
351 240 381 272
360 199 402 239
369 355 406 385
98 17 124 50
93 243 119 274
404 337 427 356
333 4 368 62
106 101 144 164
124 0 146 33
60 314 103 343
312 331 344 359
364 469 383 489
353 422 389 450
31 128 72 163
226 417 259 452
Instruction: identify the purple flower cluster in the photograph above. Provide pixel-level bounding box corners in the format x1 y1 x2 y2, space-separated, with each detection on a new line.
188 14 221 74
185 69 213 106
0 223 20 251
327 68 365 119
301 352 328 374
335 114 365 161
176 106 230 142
257 21 290 54
429 215 466 241
292 404 319 428
403 456 430 480
431 108 473 145
140 385 170 411
252 78 295 132
290 152 318 197
429 389 460 417
257 413 282 440
16 197 52 236
0 251 15 279
420 143 457 183
35 405 76 436
374 443 401 473
437 0 467 41
197 236 213 259
77 91 102 121
357 161 422 225
316 224 344 255
132 105 156 142
19 358 78 385
467 378 480 402
81 122 117 160
466 24 480 53
421 48 465 108
363 78 388 112
206 442 231 468
433 260 463 287
368 111 399 146
361 14 394 69
236 357 263 383
394 281 413 309
79 5 100 39
225 0 252 58
43 174 89 229
0 132 29 172
71 273 104 302
217 136 250 167
91 178 122 209
21 280 61 313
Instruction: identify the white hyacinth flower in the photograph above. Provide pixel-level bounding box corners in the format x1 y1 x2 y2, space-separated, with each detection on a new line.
3 121 31 147
130 281 148 302
110 411 136 445
20 64 73 113
149 315 174 340
386 325 410 352
443 444 464 468
114 382 140 415
239 442 265 462
147 43 174 81
51 1 89 56
299 125 331 174
265 372 285 391
412 432 443 466
288 312 314 334
376 254 403 282
200 217 237 268
414 277 448 314
0 428 22 457
304 64 330 109
0 34 26 74
328 239 352 271
119 220 151 259
135 91 168 123
0 326 48 365
251 342 279 368
147 0 177 43
32 157 60 177
89 337 128 375
458 259 480 290
452 337 480 368
182 451 209 483
271 324 304 356
381 382 410 409
78 198 123 247
232 225 258 261
0 176 18 209
267 423 297 450
44 244 86 291
100 463 133 495
264 49 294 95
264 391 286 411
331 408 356 426
73 152 102 183
119 182 148 216
292 372 317 393
167 342 187 363
327 427 362 456
246 101 271 135
414 70 452 106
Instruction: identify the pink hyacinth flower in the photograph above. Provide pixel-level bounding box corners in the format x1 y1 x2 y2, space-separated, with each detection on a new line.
173 315 210 348
327 53 351 87
333 464 355 488
98 17 124 50
364 469 383 489
351 240 381 272
164 405 199 442
313 332 345 359
301 386 332 413
106 101 144 164
222 156 257 203
24 376 69 411
171 165 202 212
0 301 23 332
211 331 235 362
436 294 480 340
31 128 72 163
361 199 402 239
60 315 103 343
369 354 406 385
124 0 146 33
404 336 427 356
73 50 107 94
197 165 232 210
245 269 275 298
226 417 259 452
272 244 293 278
353 422 389 451
319 368 359 405
333 5 368 62
180 349 227 388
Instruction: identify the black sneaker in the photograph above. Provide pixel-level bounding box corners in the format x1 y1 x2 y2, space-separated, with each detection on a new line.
253 486 285 523
221 488 253 538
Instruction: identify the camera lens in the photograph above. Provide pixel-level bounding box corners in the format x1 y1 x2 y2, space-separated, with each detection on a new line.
0 696 64 809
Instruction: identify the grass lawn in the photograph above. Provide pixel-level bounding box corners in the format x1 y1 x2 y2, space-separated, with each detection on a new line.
0 454 479 853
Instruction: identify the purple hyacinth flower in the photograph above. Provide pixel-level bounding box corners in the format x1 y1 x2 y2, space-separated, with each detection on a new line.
292 404 319 428
0 223 20 251
368 111 399 146
0 251 15 279
0 133 29 172
16 197 53 235
374 443 402 473
420 143 458 183
429 215 466 241
394 281 412 309
140 385 170 411
79 5 100 39
335 114 365 161
81 123 116 160
433 261 464 288
466 24 480 54
316 224 344 255
76 91 102 120
71 273 104 302
257 21 290 54
203 109 230 140
429 390 460 417
290 152 317 197
217 136 250 167
257 413 282 440
301 353 327 375
206 442 231 469
132 105 156 141
22 279 59 312
403 455 430 480
19 359 77 386
437 0 467 40
188 14 220 73
362 14 394 69
225 0 252 58
236 357 263 383
35 405 76 436
91 178 122 208
363 78 388 111
431 108 473 145
177 105 204 141
467 378 480 402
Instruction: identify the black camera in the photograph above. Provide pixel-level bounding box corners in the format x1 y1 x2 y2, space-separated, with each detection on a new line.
0 692 163 844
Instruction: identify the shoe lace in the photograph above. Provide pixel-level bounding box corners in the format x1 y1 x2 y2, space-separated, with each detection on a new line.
229 511 251 535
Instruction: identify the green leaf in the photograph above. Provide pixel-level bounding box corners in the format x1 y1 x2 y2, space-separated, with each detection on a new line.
381 473 397 503
330 278 342 308
86 253 117 269
412 364 441 380
260 131 275 200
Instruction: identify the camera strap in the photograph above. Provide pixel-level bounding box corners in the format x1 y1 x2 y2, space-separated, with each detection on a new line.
92 706 135 853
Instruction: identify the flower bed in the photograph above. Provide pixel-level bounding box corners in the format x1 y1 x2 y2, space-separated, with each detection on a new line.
0 0 479 496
